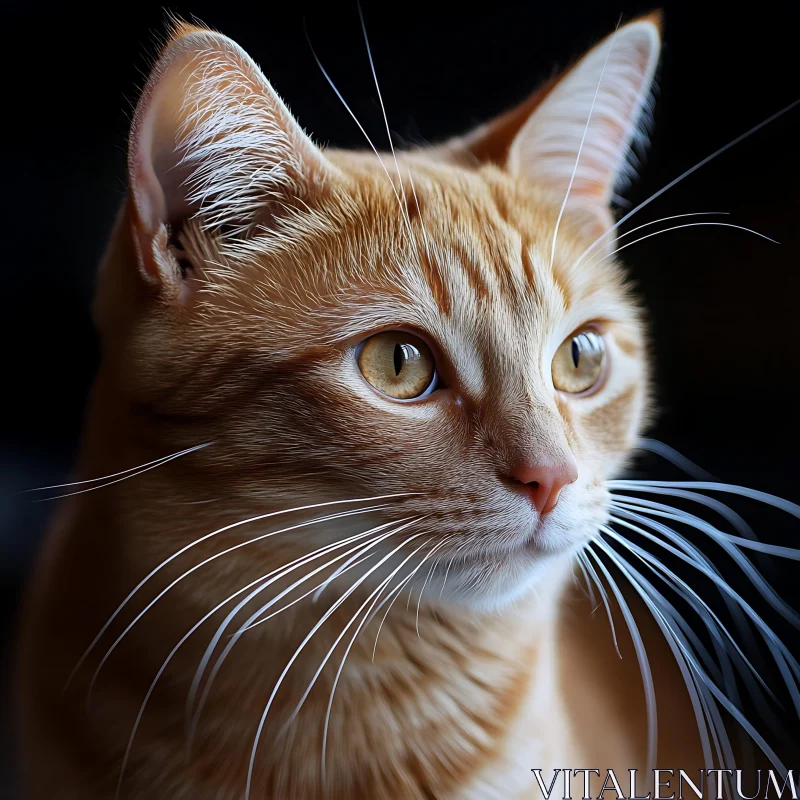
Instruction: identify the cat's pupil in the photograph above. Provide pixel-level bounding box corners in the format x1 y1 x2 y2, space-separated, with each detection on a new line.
393 344 404 376
571 339 581 368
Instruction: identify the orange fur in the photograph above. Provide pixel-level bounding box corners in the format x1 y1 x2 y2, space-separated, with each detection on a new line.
16 14 708 799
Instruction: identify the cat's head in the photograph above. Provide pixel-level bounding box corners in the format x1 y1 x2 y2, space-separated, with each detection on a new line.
96 17 659 609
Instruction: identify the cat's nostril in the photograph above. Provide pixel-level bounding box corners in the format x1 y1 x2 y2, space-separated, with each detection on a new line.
505 459 578 515
507 474 541 489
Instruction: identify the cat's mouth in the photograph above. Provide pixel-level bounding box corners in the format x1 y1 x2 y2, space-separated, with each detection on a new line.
512 493 609 556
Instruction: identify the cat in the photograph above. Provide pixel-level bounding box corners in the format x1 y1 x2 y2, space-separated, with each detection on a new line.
15 12 798 800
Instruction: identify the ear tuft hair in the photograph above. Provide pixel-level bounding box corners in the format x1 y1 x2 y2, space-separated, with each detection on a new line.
127 23 339 285
171 33 305 234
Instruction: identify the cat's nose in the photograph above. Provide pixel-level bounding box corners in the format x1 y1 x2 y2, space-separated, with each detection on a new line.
505 457 578 515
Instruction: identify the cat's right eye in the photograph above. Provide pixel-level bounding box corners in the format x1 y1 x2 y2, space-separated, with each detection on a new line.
357 331 437 400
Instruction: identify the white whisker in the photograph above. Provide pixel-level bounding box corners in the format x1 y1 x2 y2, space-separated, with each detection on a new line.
583 221 778 273
186 518 418 744
89 505 394 700
415 557 439 637
238 554 377 628
607 517 788 753
584 546 657 774
603 524 774 698
320 535 454 786
573 99 800 269
613 487 754 537
438 540 471 601
608 501 798 749
634 437 715 479
68 492 414 688
311 537 378 603
406 167 435 262
245 524 426 799
610 497 800 625
574 553 598 607
32 443 212 502
354 1 429 262
372 558 431 661
603 516 800 714
609 503 766 665
595 539 789 774
577 550 621 657
611 212 728 249
592 541 716 773
608 493 800 561
23 443 211 494
356 2 404 204
274 525 426 728
304 24 408 217
630 567 735 776
116 534 394 796
607 480 800 516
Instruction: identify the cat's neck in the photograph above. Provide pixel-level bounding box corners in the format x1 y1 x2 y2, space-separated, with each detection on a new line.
160 562 576 798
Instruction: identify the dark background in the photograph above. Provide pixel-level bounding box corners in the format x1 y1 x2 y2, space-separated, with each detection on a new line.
2 1 798 796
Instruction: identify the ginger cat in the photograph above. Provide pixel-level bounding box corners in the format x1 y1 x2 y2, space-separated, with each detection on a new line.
18 13 734 799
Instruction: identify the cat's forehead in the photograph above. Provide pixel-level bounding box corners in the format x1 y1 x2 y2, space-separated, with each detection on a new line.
323 159 639 382
213 157 642 393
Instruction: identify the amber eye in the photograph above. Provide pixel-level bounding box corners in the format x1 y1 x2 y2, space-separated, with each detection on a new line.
357 331 437 400
552 329 606 394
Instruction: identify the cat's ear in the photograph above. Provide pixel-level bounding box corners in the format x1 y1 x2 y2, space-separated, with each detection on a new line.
438 14 661 239
127 22 339 286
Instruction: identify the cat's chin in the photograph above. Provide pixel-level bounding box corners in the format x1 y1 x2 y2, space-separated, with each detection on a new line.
433 541 582 613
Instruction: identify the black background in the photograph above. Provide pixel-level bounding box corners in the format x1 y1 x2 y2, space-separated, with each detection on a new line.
2 1 798 795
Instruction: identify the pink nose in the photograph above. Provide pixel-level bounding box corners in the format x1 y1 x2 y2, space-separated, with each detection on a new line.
505 458 578 515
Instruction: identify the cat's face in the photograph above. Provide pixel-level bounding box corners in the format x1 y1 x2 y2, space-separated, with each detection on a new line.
99 18 659 608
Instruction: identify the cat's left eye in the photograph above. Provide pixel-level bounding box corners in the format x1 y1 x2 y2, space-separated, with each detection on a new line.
552 329 606 394
357 331 437 400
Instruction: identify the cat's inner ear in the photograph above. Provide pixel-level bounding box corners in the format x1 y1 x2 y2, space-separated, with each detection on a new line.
439 15 661 243
508 17 660 218
128 22 338 285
